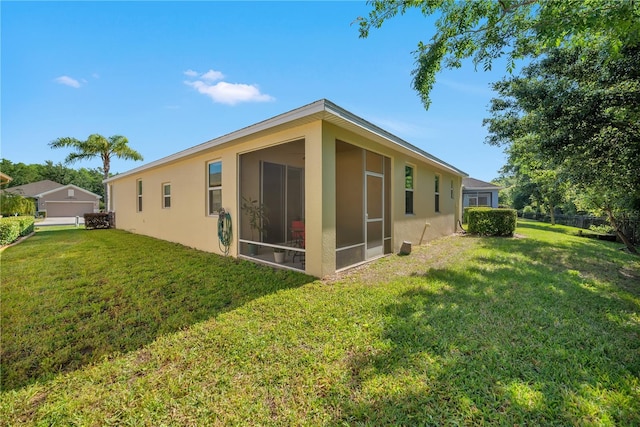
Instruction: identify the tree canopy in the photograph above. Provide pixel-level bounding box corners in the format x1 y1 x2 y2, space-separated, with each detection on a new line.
0 159 105 198
50 134 143 211
358 0 640 108
484 43 640 251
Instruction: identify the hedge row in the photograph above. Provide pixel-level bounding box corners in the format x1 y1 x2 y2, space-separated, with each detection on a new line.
462 207 473 224
0 216 35 245
466 208 517 237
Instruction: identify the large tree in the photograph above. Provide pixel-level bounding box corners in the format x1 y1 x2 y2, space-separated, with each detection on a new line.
501 135 569 224
50 134 143 211
358 0 640 109
484 44 640 252
0 159 105 197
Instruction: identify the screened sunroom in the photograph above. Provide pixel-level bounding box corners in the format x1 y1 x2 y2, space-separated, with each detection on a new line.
335 140 392 270
238 139 306 271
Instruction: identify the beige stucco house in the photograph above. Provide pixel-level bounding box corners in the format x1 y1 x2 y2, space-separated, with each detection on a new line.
105 100 467 277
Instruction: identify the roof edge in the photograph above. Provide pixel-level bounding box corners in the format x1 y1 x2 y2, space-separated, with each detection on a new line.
105 99 467 183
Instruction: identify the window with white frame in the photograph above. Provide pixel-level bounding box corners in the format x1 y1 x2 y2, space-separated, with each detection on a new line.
162 183 171 208
405 165 414 214
208 161 222 215
465 192 492 207
435 174 440 212
136 179 143 212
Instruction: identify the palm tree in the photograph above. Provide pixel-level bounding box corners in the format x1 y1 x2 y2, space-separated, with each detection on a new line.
50 134 143 211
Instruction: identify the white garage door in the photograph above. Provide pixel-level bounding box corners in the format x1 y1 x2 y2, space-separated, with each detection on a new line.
45 202 95 217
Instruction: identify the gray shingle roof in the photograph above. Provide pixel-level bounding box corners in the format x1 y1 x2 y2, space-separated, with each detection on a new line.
5 180 64 197
462 177 501 190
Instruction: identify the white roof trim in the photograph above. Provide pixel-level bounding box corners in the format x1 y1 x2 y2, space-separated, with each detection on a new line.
463 186 502 191
36 184 102 199
105 99 467 183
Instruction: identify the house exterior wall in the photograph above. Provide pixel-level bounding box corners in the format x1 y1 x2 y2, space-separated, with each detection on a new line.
41 187 99 203
39 187 100 216
109 116 463 277
109 121 324 273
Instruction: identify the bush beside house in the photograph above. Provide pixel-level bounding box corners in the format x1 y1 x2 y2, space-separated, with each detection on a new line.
0 216 35 245
467 208 517 236
84 213 114 229
0 192 35 217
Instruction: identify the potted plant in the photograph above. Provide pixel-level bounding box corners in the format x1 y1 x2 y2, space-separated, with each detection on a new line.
273 247 285 263
241 196 269 255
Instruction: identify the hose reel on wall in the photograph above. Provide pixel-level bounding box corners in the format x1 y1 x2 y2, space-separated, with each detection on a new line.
217 208 232 256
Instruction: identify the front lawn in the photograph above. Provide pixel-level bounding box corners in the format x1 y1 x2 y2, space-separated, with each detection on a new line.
1 221 639 425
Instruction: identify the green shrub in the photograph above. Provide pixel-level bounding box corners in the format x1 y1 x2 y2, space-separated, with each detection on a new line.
467 208 517 236
0 220 21 245
84 213 113 229
589 224 615 235
0 192 35 216
0 216 35 244
14 216 35 236
462 207 472 224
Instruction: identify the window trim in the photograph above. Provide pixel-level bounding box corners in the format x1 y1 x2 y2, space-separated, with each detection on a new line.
207 160 222 216
450 179 454 199
435 174 440 213
162 182 171 209
136 179 143 212
405 164 415 215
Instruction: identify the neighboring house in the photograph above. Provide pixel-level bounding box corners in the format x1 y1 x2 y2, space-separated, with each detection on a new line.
462 177 501 209
6 180 101 217
105 99 468 277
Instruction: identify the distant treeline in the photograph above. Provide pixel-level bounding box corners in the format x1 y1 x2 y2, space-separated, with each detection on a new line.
0 159 105 198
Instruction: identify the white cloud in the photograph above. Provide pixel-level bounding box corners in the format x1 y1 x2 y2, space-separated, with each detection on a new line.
54 75 82 88
184 69 274 105
201 69 224 81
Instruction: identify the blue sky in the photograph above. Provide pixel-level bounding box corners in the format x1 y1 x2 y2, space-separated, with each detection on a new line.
2 1 511 182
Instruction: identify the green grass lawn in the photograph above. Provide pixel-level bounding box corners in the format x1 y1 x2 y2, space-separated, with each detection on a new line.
1 226 314 391
1 220 639 425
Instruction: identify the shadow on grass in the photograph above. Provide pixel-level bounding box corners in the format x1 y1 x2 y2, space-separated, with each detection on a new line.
337 235 640 425
1 228 315 391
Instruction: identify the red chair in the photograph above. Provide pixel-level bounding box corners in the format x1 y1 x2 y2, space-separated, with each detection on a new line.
291 220 305 266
